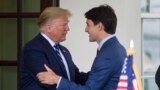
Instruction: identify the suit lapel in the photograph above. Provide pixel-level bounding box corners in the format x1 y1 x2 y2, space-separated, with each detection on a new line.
37 34 69 79
59 45 75 81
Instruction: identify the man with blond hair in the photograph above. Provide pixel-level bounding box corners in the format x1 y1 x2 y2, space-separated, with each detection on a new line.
20 7 88 90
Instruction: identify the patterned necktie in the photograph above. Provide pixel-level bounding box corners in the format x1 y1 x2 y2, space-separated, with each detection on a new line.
54 44 61 58
53 44 71 80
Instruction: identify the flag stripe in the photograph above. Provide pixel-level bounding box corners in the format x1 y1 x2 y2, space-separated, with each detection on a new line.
116 56 139 90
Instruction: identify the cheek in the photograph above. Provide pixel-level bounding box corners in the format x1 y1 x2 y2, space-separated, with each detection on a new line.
88 28 93 34
58 31 66 38
85 26 88 32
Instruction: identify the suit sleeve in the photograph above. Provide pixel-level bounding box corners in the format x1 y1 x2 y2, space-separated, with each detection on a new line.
23 47 56 89
24 49 46 74
74 65 89 85
155 66 160 89
57 54 118 90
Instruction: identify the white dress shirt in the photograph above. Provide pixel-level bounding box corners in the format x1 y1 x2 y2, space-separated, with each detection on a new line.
41 33 71 87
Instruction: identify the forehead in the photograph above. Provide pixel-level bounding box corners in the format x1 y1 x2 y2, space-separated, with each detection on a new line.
86 19 94 25
53 16 69 24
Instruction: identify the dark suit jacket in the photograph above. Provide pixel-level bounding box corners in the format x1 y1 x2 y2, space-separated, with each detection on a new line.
155 66 160 89
57 37 127 90
20 34 88 90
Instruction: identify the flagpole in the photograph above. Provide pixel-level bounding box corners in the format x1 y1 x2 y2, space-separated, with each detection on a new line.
133 62 143 90
128 40 143 90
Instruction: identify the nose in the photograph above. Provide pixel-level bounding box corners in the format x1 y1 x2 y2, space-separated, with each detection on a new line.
65 25 70 31
85 27 88 32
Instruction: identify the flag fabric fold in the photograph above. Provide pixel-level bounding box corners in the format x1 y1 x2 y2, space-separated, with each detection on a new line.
117 56 143 90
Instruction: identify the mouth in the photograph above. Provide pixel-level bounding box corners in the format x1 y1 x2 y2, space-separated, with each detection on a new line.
63 33 67 37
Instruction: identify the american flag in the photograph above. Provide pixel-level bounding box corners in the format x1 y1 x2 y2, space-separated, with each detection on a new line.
117 56 138 90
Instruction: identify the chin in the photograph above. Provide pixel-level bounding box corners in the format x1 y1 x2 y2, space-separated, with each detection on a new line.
61 38 66 42
89 39 95 42
89 37 95 41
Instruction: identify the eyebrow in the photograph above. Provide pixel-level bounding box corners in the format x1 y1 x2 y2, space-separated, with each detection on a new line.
86 22 89 26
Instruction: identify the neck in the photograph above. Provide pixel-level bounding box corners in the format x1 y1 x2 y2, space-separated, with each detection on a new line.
97 33 111 44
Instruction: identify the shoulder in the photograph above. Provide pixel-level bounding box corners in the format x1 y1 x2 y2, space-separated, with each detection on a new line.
23 34 48 51
59 44 69 51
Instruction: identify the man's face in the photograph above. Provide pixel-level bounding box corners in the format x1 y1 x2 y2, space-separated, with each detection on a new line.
85 19 99 42
48 16 69 43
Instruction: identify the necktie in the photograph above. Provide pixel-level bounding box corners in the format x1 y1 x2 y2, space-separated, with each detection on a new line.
54 44 61 58
97 48 100 55
53 44 71 80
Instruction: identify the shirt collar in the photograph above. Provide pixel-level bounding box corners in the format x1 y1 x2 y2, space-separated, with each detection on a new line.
98 34 115 50
41 33 56 47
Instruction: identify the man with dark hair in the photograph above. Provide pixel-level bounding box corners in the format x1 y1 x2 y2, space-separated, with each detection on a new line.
37 4 127 90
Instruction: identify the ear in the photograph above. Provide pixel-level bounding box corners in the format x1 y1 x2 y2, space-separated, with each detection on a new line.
97 22 104 31
46 23 54 32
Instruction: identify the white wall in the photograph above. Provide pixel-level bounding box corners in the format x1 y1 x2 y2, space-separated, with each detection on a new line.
60 0 141 72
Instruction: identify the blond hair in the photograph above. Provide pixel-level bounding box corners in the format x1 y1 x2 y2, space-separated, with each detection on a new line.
38 7 71 27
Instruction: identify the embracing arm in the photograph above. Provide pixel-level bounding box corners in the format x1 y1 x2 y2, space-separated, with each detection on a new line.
22 48 57 89
74 65 89 85
36 56 118 90
37 64 60 85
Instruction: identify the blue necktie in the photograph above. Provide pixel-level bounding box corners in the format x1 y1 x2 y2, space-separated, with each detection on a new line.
54 44 71 80
54 44 61 58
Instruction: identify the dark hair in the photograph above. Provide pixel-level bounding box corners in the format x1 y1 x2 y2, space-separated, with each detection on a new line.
85 4 117 34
